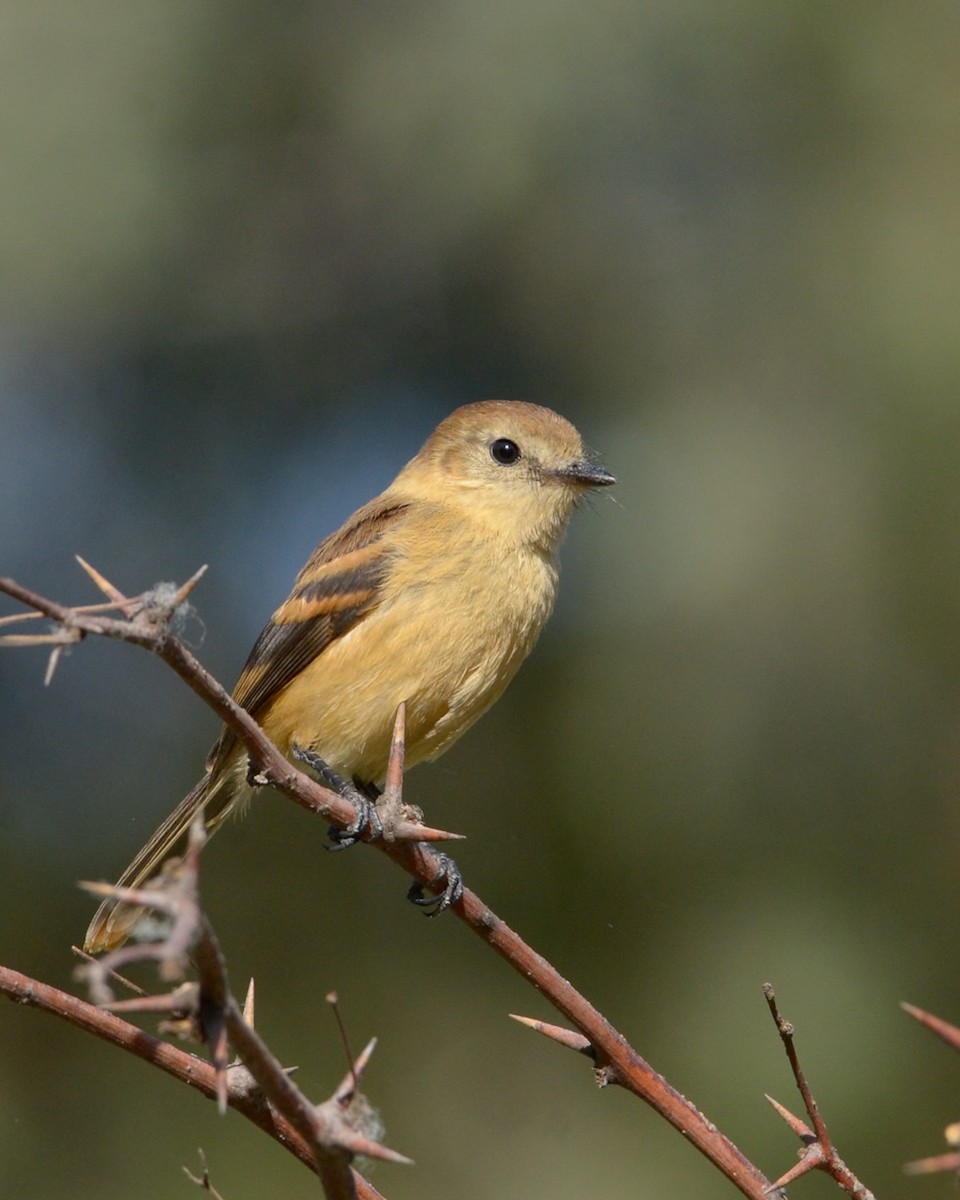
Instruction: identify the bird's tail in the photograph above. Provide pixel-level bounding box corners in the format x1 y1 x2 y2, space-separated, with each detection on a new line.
83 766 240 954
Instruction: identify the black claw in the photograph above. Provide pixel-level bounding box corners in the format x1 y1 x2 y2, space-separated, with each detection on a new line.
290 743 459 911
291 743 383 848
407 853 463 916
326 796 383 851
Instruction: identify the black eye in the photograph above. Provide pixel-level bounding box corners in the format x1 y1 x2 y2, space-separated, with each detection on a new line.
490 438 521 465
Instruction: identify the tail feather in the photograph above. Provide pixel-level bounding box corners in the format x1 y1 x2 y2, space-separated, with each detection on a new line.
83 768 238 954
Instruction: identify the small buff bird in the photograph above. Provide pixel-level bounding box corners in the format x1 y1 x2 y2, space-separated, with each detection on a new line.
85 400 615 952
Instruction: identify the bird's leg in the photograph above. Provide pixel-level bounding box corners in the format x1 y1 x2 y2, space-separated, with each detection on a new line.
292 714 462 915
407 854 464 916
290 743 383 849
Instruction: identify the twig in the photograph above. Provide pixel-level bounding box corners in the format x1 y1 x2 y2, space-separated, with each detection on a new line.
183 1148 227 1199
70 944 148 997
763 984 875 1197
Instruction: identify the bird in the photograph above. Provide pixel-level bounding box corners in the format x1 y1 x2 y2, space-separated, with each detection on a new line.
84 400 615 952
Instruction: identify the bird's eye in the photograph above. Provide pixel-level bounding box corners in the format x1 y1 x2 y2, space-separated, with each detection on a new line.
490 438 521 465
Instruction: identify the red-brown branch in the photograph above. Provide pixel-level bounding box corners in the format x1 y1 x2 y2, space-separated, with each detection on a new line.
0 964 387 1200
1 569 782 1197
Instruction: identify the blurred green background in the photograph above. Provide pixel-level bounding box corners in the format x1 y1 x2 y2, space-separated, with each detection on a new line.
3 2 960 1197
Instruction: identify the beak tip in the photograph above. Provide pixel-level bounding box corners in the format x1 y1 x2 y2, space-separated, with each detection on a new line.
566 463 617 488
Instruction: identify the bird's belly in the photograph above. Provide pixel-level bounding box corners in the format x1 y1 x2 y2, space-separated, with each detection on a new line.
265 571 550 785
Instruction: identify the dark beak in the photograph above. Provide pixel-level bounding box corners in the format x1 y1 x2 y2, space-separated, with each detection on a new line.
556 460 617 488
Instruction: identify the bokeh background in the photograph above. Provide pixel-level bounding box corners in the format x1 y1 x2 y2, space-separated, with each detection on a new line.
3 2 960 1197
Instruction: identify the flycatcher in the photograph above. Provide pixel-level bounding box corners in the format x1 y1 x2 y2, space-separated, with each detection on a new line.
85 400 615 951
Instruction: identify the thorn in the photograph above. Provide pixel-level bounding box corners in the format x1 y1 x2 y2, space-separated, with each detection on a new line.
78 879 116 897
0 608 43 629
378 702 407 842
75 555 129 605
766 1145 824 1190
901 1001 960 1052
169 564 208 608
0 630 81 653
764 1094 813 1140
333 1036 380 1105
397 821 466 843
341 1131 413 1166
102 986 198 1015
509 1013 594 1056
351 1036 377 1082
44 643 65 685
904 1149 960 1175
310 1100 411 1166
78 878 176 914
242 978 255 1027
209 1017 230 1115
384 701 406 800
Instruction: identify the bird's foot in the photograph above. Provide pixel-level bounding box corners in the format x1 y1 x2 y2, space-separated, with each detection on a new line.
291 744 383 849
407 853 463 916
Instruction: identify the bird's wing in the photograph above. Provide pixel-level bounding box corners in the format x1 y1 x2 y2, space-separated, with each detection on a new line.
85 497 413 954
208 498 409 769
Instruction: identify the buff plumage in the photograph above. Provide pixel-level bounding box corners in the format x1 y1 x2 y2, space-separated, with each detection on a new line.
85 400 614 952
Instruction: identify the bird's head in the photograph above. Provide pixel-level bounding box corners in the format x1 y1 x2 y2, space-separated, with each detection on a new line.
398 400 615 548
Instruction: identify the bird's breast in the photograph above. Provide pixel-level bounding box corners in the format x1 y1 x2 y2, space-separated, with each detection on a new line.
266 538 559 785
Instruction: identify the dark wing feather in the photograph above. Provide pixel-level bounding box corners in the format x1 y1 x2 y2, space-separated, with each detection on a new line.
208 499 408 768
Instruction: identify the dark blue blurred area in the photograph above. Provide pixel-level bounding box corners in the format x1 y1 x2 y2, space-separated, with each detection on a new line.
3 4 960 1198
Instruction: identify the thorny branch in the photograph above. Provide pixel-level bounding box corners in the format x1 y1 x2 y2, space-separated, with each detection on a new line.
80 818 408 1200
0 566 879 1198
762 985 874 1197
0 961 389 1200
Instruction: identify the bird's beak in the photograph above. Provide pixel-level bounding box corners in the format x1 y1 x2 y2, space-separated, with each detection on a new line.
555 461 617 488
